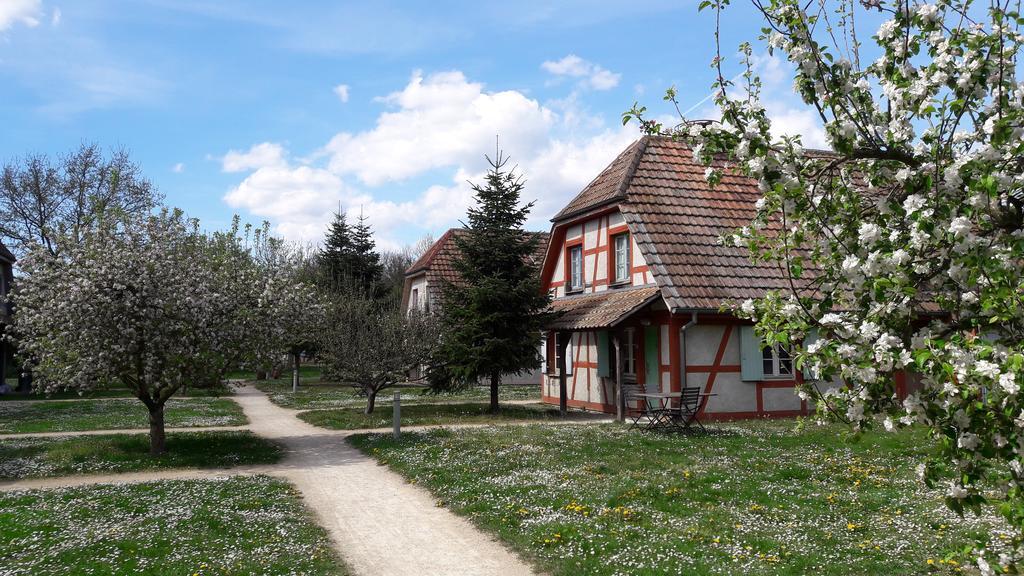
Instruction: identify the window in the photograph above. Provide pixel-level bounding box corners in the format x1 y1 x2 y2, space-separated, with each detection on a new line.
762 345 793 378
554 332 574 375
568 245 583 291
411 288 419 310
623 328 637 377
612 233 631 284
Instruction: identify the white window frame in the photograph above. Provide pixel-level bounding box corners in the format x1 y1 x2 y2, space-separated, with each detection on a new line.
761 344 794 379
623 328 637 377
568 245 584 291
555 333 574 375
613 233 630 284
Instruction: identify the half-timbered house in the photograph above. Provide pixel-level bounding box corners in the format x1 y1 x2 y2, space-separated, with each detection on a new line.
401 228 550 385
540 135 833 420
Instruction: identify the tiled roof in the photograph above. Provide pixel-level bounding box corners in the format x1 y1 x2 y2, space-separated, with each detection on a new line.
555 135 811 312
552 138 647 222
406 228 465 286
548 286 662 330
403 228 550 309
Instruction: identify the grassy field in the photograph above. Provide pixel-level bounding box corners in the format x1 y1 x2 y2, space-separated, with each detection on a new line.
300 402 584 430
0 383 231 401
0 475 346 575
250 366 540 411
0 431 282 479
351 420 1011 575
0 397 246 433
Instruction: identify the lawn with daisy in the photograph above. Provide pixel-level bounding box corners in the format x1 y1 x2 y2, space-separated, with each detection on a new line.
0 476 346 575
351 420 1010 575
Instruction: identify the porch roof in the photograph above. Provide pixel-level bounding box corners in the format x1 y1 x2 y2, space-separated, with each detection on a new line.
547 286 662 331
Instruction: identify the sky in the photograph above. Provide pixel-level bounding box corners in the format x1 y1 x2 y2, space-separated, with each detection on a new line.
0 0 826 250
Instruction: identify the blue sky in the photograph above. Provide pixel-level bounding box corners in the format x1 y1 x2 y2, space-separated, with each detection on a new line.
0 0 823 249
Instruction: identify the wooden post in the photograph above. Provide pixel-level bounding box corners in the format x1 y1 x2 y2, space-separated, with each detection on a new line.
556 332 569 417
613 334 624 422
393 391 401 439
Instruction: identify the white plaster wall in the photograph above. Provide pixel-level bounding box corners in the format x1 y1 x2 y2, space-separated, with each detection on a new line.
762 387 802 411
407 276 428 313
703 374 758 412
685 325 728 365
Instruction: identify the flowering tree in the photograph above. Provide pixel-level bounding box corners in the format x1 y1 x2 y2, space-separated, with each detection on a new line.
319 297 437 414
9 210 271 455
627 0 1024 568
253 264 326 392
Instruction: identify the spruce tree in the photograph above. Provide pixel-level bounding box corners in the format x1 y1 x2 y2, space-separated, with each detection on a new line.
350 211 383 296
318 209 354 291
437 151 552 413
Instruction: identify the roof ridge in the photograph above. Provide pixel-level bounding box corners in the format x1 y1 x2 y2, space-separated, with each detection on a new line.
405 228 459 275
551 136 649 223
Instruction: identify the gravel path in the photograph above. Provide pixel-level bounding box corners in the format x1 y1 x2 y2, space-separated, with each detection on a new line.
231 385 537 576
0 387 591 575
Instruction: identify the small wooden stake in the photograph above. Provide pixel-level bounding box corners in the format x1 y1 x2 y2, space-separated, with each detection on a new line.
393 391 401 439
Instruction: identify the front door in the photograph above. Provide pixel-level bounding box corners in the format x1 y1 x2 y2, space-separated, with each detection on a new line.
643 325 660 394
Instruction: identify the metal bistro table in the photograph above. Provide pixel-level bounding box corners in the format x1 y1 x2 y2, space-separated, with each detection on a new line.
634 390 716 433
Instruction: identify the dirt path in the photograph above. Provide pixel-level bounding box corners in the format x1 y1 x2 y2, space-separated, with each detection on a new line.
1 388 605 575
231 385 537 576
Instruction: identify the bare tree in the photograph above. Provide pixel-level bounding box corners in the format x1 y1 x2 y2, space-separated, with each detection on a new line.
0 143 161 258
319 296 437 414
378 234 434 305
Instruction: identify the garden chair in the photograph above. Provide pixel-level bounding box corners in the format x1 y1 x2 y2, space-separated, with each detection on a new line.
674 387 706 433
624 385 667 431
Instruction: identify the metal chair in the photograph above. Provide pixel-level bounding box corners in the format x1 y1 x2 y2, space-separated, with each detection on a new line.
675 387 706 433
625 385 667 431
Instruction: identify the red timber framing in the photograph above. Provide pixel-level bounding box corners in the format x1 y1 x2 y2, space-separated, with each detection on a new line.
543 208 651 293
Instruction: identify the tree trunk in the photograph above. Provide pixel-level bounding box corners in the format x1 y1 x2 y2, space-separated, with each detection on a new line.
255 370 267 381
292 352 301 393
148 404 167 456
364 389 377 414
489 372 500 414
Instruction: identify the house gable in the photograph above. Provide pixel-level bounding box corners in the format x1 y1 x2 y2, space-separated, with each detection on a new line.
543 135 797 313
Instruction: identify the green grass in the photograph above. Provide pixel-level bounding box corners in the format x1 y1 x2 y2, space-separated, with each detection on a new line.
0 382 231 401
300 402 579 430
249 366 540 411
0 431 282 479
350 420 1012 575
0 397 247 433
0 475 346 575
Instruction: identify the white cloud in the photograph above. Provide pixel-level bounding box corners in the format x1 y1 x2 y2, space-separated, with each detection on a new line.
0 0 40 30
50 7 60 26
324 71 554 186
224 70 641 246
172 162 185 173
541 54 621 91
223 164 359 242
333 83 350 103
221 142 287 173
764 100 828 149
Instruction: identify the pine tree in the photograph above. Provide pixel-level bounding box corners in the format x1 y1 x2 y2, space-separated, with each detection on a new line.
350 211 383 296
436 151 552 413
318 209 354 291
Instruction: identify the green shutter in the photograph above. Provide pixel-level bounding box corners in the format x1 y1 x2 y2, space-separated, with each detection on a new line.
740 325 764 382
596 331 610 378
802 328 820 380
644 325 659 388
